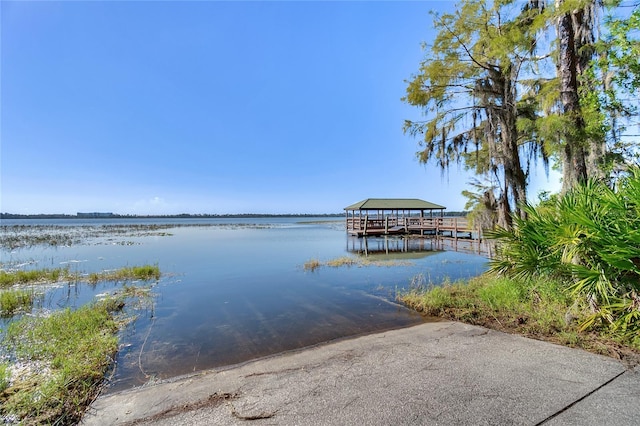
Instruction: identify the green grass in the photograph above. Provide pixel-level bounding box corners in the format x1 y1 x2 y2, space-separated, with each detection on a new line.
399 274 640 358
1 297 125 425
0 363 9 394
304 256 412 271
0 289 35 316
0 263 161 423
0 265 160 288
0 268 71 288
88 265 161 284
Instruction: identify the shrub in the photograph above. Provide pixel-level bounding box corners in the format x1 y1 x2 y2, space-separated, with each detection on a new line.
487 166 640 336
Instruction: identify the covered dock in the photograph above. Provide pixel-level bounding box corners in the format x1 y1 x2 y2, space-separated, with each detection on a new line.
344 198 478 239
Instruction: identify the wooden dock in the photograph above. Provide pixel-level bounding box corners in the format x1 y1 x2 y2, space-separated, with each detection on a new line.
346 216 480 240
343 199 489 256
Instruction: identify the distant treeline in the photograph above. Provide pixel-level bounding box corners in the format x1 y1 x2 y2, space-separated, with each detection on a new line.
1 211 468 219
0 213 345 219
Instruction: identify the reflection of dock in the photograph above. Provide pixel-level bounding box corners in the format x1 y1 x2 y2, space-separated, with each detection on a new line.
347 235 492 258
347 235 441 259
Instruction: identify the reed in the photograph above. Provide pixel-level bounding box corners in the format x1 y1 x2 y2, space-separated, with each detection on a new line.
304 256 411 271
88 265 160 284
0 268 70 288
0 289 35 316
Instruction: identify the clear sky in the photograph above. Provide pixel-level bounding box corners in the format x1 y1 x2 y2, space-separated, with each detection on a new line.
1 1 560 215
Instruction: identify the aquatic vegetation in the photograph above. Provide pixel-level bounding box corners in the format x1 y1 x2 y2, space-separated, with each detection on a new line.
0 268 72 288
88 265 161 284
0 269 160 424
1 265 159 289
0 363 9 394
0 223 284 250
0 289 36 316
326 256 358 267
1 297 124 425
304 256 412 271
303 259 322 272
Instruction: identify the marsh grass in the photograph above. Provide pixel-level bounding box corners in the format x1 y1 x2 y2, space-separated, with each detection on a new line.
0 289 35 316
0 264 161 423
0 295 136 425
1 265 160 289
326 256 358 267
399 274 640 361
0 268 72 288
304 256 412 271
303 259 322 272
0 363 9 394
88 265 161 284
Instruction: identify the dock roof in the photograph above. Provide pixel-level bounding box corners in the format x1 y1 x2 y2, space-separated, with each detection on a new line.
344 198 446 211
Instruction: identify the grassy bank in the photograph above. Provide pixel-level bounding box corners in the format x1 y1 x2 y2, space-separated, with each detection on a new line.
0 265 160 424
399 274 640 366
1 297 123 425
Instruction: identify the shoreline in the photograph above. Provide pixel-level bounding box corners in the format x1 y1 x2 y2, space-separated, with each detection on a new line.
81 321 637 426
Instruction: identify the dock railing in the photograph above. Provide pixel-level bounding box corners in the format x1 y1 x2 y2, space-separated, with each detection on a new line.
345 215 492 256
346 216 480 240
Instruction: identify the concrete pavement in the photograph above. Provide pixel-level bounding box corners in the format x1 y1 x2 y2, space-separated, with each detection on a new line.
81 321 637 425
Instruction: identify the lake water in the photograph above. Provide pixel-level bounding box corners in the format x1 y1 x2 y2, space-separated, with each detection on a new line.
0 217 488 392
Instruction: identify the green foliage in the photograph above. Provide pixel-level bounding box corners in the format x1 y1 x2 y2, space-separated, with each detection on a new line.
406 0 639 224
0 363 9 394
602 5 640 93
400 274 573 337
488 166 640 336
478 277 527 311
0 265 160 288
0 289 35 316
1 298 123 424
89 265 161 284
0 267 70 288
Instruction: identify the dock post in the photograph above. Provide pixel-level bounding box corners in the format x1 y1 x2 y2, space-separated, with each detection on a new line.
454 218 458 242
363 214 368 236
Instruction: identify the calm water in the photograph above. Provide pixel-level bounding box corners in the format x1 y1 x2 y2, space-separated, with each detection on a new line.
0 218 488 392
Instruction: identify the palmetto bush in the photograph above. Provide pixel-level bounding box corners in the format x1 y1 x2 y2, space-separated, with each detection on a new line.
488 166 640 338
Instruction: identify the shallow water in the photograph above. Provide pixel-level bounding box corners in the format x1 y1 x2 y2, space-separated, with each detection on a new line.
0 218 488 392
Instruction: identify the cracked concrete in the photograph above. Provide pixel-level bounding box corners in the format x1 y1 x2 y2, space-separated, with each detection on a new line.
81 321 636 425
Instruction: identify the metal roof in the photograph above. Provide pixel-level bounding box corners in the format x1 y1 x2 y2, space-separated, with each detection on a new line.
344 198 446 211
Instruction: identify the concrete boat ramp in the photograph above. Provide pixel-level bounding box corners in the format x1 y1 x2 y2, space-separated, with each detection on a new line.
82 321 638 425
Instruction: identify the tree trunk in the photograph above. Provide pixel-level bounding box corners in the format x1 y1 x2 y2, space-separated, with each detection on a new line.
557 6 588 192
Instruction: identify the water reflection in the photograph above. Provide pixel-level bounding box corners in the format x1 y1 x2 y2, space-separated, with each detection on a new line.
347 235 442 259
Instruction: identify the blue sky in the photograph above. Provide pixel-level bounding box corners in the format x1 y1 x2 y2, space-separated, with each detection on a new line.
1 1 560 215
